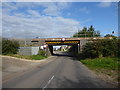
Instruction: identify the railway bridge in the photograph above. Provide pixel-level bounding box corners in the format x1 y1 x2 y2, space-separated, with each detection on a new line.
31 37 112 56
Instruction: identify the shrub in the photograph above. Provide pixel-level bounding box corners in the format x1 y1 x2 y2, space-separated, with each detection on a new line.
100 39 117 57
79 39 119 59
118 39 120 57
82 42 102 58
2 39 19 55
38 50 45 56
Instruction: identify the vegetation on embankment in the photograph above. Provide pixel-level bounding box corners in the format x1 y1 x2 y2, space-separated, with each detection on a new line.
71 25 120 84
4 54 47 60
72 27 120 84
78 39 120 59
77 39 120 84
2 39 19 55
2 38 47 60
80 57 120 83
4 50 47 60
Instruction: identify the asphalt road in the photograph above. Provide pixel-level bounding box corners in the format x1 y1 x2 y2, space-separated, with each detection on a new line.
3 52 115 88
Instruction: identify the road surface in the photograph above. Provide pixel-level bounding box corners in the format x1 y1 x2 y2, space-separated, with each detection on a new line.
3 52 115 88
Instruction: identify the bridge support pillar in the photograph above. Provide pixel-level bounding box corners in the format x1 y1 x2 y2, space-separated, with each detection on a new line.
79 40 89 52
46 45 53 57
48 45 53 55
72 44 79 56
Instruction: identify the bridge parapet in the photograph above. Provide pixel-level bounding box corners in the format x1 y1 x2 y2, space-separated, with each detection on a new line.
31 37 113 42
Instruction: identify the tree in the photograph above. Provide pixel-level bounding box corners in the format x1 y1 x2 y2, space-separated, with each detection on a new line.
2 39 19 55
73 25 100 37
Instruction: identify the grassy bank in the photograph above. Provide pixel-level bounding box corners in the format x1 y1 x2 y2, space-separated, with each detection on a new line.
80 57 120 82
4 54 47 60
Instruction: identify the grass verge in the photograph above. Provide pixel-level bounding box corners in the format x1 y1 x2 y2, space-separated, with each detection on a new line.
31 55 47 60
80 57 120 83
4 54 47 60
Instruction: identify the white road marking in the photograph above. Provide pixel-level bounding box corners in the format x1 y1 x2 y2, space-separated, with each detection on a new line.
43 75 54 89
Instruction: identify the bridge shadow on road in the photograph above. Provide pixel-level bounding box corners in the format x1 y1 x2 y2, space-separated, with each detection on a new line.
52 51 79 61
52 53 73 57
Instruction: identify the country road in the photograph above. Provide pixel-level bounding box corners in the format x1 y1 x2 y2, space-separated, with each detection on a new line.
3 52 115 88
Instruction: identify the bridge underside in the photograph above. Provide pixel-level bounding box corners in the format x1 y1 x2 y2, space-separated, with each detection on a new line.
45 40 80 56
31 39 88 56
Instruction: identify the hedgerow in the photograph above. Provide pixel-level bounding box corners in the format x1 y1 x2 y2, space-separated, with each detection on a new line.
79 39 120 59
2 39 19 55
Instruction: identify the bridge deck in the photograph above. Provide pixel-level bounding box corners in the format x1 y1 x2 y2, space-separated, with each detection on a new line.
32 37 112 41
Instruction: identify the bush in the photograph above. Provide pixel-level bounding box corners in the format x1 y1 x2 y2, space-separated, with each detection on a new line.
79 39 119 59
101 39 117 57
81 42 102 59
117 39 120 57
2 39 19 55
38 50 45 56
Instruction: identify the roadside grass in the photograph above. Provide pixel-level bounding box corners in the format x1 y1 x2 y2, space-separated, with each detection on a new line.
4 54 47 60
31 55 47 60
80 57 120 82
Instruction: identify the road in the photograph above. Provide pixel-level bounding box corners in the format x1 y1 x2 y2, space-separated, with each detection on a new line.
3 52 115 88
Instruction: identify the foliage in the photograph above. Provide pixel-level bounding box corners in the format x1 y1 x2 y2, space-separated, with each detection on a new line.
38 50 46 56
5 54 46 60
79 39 119 59
117 39 120 57
100 39 118 57
73 25 100 37
80 57 119 70
80 57 120 82
31 55 46 60
2 39 19 55
82 42 101 58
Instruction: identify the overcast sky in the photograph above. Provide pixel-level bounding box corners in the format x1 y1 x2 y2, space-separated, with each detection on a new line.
1 1 118 39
